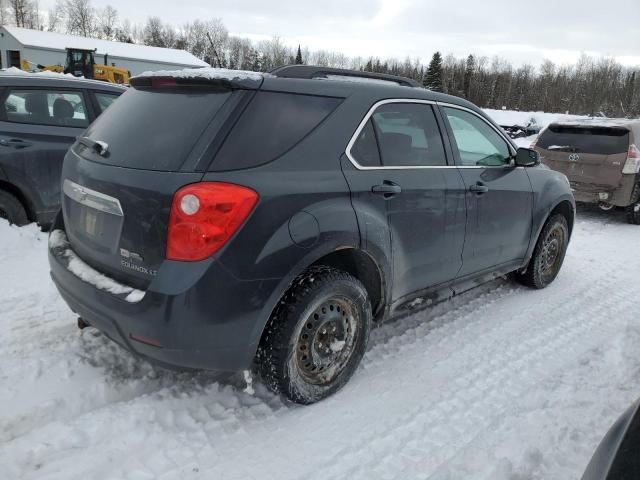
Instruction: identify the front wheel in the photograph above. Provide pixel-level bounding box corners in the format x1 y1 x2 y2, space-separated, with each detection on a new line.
256 266 371 404
515 214 569 289
625 184 640 225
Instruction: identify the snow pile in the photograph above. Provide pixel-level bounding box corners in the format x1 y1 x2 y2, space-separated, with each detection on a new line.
484 108 590 131
49 229 145 303
133 67 265 82
1 66 80 79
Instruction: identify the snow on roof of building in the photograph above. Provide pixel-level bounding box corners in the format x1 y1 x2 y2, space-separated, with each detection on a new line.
2 26 209 68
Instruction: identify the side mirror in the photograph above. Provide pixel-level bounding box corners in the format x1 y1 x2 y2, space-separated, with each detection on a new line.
514 147 540 167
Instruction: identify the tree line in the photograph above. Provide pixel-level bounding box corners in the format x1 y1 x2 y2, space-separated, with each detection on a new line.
2 0 638 117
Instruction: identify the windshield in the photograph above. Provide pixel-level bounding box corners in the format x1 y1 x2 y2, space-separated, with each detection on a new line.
538 125 630 155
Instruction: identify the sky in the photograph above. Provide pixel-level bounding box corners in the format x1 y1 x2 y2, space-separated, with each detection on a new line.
39 0 640 67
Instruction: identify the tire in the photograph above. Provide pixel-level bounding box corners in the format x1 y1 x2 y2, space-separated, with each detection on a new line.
256 266 372 404
0 190 28 226
625 184 640 225
515 214 569 289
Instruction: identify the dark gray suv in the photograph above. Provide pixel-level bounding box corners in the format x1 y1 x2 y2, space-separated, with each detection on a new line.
48 66 575 404
0 71 125 227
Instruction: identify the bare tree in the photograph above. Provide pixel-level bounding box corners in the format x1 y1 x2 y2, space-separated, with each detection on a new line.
97 5 118 40
64 0 96 37
0 0 10 26
9 0 36 27
46 0 65 31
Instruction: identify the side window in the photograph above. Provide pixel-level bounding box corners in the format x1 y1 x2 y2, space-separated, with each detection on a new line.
444 107 511 166
2 89 89 128
371 103 446 167
94 92 120 114
351 119 381 167
211 91 342 171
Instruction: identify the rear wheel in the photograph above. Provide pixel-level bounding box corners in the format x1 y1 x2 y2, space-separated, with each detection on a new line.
625 184 640 225
0 190 28 226
257 266 371 404
515 214 569 289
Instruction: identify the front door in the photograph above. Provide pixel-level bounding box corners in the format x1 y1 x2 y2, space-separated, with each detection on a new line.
342 101 466 303
440 105 533 277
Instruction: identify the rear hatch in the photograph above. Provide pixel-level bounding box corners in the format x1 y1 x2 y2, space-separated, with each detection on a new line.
536 124 630 190
60 73 261 289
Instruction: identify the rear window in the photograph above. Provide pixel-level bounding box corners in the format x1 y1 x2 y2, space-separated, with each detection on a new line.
210 91 342 171
79 87 231 171
538 125 630 155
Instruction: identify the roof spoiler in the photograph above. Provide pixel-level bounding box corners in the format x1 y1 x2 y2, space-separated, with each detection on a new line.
130 68 264 90
269 65 421 88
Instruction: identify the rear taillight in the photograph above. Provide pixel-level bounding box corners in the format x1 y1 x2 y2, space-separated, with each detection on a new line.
622 144 640 174
167 182 258 261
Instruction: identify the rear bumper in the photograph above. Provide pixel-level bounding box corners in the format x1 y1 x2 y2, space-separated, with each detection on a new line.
49 229 281 372
570 175 638 206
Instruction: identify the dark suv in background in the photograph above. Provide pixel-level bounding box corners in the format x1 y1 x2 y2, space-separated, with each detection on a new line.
0 71 125 227
48 66 574 404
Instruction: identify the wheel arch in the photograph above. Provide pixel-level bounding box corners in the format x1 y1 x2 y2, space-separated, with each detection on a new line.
524 197 575 267
248 244 390 363
0 179 35 222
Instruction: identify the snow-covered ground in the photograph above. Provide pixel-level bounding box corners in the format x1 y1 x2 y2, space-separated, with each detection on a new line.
1 204 640 480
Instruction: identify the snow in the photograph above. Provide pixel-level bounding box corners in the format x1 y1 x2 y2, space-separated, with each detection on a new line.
2 209 640 479
3 26 208 68
132 67 265 82
1 66 79 78
483 108 591 131
49 229 145 303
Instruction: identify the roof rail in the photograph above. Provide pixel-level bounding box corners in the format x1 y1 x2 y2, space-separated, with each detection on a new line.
269 65 421 88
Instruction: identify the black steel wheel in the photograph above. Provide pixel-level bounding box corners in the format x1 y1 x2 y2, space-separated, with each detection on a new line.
257 266 371 404
295 296 358 386
514 214 569 289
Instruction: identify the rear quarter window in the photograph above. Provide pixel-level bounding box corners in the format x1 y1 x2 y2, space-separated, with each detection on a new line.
538 125 630 155
210 91 342 171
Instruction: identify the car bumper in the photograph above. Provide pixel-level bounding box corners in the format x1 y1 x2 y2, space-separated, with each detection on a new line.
48 229 281 372
571 175 637 206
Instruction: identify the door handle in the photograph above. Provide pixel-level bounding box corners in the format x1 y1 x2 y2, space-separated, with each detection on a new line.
469 183 489 194
372 181 402 198
0 138 32 149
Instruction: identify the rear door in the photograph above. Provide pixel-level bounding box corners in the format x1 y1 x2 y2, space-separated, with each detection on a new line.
440 105 533 277
342 100 466 302
536 124 630 190
0 87 91 219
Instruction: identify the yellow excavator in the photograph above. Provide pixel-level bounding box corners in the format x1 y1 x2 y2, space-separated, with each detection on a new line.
21 48 130 84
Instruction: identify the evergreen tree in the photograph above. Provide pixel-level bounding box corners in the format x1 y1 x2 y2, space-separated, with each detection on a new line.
424 52 443 92
463 54 475 98
295 45 303 64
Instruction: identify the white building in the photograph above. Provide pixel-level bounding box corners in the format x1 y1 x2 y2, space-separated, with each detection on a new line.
0 26 209 76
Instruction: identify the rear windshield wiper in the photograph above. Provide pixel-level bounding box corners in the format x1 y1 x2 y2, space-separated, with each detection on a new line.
77 136 109 156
